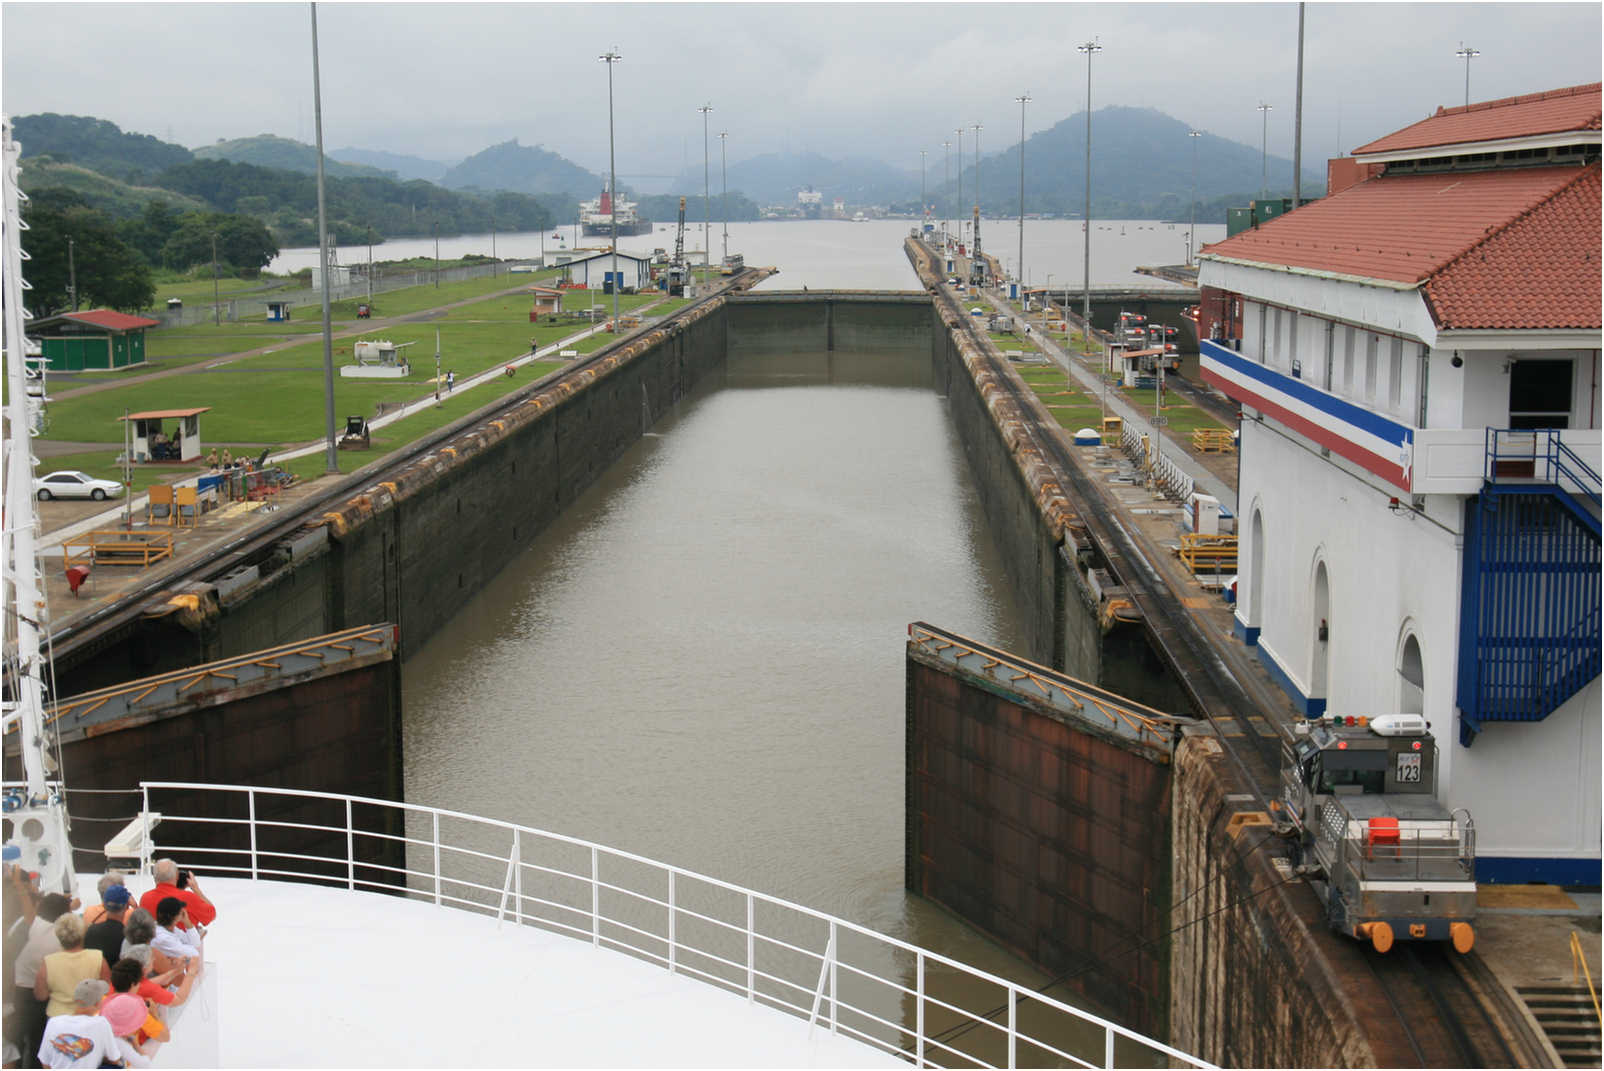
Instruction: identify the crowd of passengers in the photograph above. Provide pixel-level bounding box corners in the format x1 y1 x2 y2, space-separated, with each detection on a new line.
3 860 214 1068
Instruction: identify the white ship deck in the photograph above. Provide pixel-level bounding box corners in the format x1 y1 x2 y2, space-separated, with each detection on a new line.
103 875 899 1068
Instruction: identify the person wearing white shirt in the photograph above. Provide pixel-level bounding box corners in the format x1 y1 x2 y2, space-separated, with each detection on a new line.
150 897 202 963
36 978 138 1070
12 893 72 1070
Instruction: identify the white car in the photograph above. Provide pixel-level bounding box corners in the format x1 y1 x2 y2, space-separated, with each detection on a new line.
34 470 124 502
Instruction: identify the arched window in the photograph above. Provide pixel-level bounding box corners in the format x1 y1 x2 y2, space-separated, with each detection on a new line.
1398 633 1424 716
1310 560 1330 710
1247 508 1265 632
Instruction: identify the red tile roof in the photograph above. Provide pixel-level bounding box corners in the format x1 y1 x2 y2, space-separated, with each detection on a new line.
1199 163 1601 331
1424 164 1602 330
49 309 161 331
1354 82 1601 156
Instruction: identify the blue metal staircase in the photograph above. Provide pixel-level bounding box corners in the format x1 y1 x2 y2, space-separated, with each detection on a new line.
1457 430 1601 746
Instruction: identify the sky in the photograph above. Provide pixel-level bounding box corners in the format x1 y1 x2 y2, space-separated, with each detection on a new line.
3 1 1601 187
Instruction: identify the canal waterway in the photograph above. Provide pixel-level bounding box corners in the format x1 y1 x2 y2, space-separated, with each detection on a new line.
401 346 1045 978
269 217 1225 292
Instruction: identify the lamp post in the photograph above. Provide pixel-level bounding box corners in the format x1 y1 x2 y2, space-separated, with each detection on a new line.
1015 93 1029 298
601 49 621 328
699 103 712 279
1455 42 1480 107
719 131 729 267
941 139 951 245
955 127 964 246
211 235 220 326
67 236 78 312
919 149 927 232
433 220 439 288
1258 102 1273 200
1078 38 1101 354
309 0 338 474
1188 129 1202 267
972 121 982 285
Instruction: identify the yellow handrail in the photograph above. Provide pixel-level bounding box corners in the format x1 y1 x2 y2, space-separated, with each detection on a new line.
1571 930 1602 1025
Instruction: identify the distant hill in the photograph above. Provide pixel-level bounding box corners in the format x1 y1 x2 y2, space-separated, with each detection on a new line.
11 113 193 182
950 105 1328 219
686 151 916 205
332 147 455 183
15 157 211 218
439 139 599 199
195 134 389 179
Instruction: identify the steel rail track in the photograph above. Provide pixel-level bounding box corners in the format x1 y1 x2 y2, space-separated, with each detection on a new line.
1361 945 1528 1068
45 274 760 663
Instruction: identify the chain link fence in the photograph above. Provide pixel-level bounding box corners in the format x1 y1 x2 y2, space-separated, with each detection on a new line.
146 259 539 328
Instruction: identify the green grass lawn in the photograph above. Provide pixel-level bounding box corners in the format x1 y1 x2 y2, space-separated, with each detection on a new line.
151 274 293 305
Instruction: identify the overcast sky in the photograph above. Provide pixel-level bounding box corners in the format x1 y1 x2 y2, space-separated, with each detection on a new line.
4 1 1600 182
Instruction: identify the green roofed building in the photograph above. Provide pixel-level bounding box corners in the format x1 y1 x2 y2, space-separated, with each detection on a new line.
31 309 160 372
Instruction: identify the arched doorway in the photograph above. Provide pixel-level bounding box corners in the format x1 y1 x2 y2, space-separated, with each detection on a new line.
1310 560 1330 715
1246 509 1265 644
1398 633 1424 716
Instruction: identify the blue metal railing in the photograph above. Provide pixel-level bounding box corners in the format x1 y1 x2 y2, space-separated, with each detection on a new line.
1486 428 1603 499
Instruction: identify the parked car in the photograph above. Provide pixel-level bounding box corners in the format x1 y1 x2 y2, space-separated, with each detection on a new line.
34 470 124 501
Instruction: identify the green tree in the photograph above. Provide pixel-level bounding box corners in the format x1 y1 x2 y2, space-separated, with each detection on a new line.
21 188 155 313
160 211 278 273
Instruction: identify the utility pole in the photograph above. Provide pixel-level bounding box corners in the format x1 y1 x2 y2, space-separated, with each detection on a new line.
67 236 77 312
1079 38 1102 352
1015 93 1030 296
972 121 982 286
1258 102 1273 200
955 127 963 246
601 49 621 327
434 327 442 407
699 103 712 278
433 220 439 287
366 227 374 305
941 140 950 245
919 149 927 232
309 1 338 474
1188 130 1202 267
210 234 219 325
1456 42 1480 107
1294 2 1305 206
719 130 729 266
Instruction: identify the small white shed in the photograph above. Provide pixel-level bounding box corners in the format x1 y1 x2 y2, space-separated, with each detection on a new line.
561 250 652 292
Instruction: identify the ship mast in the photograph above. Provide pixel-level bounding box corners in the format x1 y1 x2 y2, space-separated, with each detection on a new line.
2 117 75 896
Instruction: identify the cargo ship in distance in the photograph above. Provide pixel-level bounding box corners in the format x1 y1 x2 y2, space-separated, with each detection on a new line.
580 183 652 237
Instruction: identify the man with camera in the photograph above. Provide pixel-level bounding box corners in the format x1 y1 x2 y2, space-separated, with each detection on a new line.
135 861 215 931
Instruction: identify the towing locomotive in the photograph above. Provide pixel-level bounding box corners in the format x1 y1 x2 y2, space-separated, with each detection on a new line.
1281 713 1477 954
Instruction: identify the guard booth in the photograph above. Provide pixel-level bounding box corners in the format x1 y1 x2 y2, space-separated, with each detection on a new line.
527 286 562 321
266 300 292 322
121 407 211 463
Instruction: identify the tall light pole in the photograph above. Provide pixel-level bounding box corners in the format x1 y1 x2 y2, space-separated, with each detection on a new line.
955 127 964 245
209 233 218 325
1078 38 1101 352
1188 129 1202 267
919 149 927 231
309 1 338 474
1015 93 1030 295
67 236 78 312
1258 102 1273 200
699 103 712 277
1455 42 1480 107
941 139 951 244
972 121 982 284
600 49 621 328
718 130 729 266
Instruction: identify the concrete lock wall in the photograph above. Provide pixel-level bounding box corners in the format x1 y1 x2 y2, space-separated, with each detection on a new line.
1168 727 1375 1068
905 650 1173 1035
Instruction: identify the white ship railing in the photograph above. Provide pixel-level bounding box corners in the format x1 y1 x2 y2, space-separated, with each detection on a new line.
135 782 1211 1070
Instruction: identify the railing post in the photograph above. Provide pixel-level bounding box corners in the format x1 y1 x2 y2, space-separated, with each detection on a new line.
1105 1025 1116 1069
591 846 600 947
432 811 441 906
496 831 520 926
247 788 258 882
1008 985 1017 1069
915 952 925 1069
829 919 838 1035
746 893 755 1002
345 798 355 891
140 786 153 878
668 871 677 975
807 928 836 1035
513 830 523 926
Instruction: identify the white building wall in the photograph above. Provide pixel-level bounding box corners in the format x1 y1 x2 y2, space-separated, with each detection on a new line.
1239 409 1601 868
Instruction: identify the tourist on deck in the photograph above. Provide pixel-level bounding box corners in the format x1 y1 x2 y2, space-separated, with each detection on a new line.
97 992 154 1068
113 948 192 1009
138 860 216 929
11 893 72 1069
82 884 129 967
206 448 218 470
220 448 233 469
150 899 202 964
35 979 131 1070
35 915 111 1020
79 873 126 928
